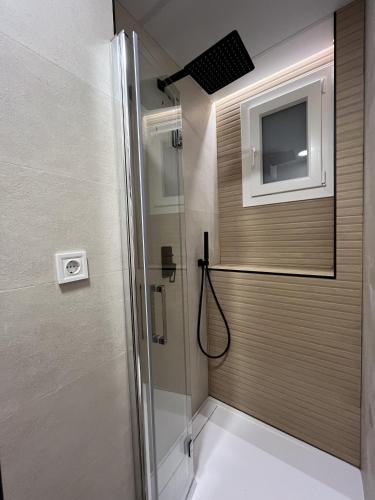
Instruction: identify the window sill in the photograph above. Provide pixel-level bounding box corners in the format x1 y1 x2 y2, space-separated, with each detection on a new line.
209 264 335 279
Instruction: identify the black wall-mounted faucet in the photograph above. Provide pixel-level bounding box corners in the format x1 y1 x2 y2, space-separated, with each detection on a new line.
198 231 209 268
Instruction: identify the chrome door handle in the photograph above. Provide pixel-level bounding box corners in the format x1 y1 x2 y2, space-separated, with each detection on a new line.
150 284 168 345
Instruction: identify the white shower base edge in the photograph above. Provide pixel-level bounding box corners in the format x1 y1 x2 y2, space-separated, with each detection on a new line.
190 397 364 500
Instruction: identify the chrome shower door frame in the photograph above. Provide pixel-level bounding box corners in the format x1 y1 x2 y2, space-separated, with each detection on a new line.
112 31 157 500
111 30 193 500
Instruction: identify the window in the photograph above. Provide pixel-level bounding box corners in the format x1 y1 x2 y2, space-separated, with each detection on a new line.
240 65 334 207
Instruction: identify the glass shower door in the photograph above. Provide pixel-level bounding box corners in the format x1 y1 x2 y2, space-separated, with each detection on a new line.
112 32 192 500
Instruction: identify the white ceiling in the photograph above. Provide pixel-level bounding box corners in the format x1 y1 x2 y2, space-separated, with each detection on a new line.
120 0 351 68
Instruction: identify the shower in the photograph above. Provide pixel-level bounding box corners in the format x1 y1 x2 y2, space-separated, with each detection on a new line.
157 30 255 94
111 27 247 499
157 29 251 358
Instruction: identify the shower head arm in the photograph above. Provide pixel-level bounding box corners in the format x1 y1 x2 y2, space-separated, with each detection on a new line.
157 67 189 92
158 31 254 95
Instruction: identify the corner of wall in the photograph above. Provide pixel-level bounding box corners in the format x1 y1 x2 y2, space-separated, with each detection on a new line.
362 0 375 496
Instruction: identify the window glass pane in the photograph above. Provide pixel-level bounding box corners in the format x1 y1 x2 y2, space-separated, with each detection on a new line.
261 101 308 184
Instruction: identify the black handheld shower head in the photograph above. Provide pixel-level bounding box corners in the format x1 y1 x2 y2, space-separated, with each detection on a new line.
158 30 254 95
196 232 231 359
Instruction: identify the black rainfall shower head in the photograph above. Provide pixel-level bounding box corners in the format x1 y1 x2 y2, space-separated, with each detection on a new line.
185 30 255 94
157 30 254 95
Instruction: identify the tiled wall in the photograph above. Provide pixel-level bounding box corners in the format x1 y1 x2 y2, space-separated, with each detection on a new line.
362 0 375 496
208 0 364 466
179 84 219 413
214 48 335 274
0 2 135 499
114 1 219 414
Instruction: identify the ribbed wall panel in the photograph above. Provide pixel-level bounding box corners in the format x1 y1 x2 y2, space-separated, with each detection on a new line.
208 0 364 466
215 44 336 269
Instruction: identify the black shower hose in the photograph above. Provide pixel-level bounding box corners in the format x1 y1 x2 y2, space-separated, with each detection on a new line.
197 263 231 359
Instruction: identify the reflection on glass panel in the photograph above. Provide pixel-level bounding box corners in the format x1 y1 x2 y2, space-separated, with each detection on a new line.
162 133 180 198
143 105 183 214
261 101 308 184
138 61 190 496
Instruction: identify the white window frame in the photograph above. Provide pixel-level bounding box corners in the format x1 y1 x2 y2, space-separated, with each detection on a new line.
240 64 334 207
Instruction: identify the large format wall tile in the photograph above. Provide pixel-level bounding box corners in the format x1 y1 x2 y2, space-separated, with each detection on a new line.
181 86 218 214
0 0 114 96
0 163 122 290
0 272 126 423
0 32 117 186
0 355 135 500
65 439 135 500
179 81 218 414
0 1 135 498
185 208 220 413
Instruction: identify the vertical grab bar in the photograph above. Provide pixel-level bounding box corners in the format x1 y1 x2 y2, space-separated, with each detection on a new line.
150 285 168 345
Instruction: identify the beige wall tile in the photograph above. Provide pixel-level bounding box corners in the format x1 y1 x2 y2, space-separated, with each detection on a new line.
185 208 221 413
179 81 218 414
0 0 114 96
0 163 122 290
0 272 126 423
65 440 135 500
0 32 118 186
0 1 135 497
180 87 218 214
0 355 135 500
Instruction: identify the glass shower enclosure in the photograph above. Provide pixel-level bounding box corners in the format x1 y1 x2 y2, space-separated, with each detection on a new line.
112 32 193 500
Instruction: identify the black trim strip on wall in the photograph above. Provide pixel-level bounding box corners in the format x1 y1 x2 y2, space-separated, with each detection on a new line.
208 267 336 280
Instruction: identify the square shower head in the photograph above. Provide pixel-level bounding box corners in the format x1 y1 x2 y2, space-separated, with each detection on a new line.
185 30 255 94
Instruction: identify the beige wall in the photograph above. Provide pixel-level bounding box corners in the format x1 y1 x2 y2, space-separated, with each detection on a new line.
0 2 135 499
362 0 375 496
215 50 335 273
114 1 218 414
180 85 219 413
208 0 364 466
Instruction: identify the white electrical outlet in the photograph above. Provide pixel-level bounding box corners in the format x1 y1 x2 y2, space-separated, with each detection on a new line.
55 250 88 284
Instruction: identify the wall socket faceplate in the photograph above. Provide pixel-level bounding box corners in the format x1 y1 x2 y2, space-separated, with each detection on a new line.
55 250 88 284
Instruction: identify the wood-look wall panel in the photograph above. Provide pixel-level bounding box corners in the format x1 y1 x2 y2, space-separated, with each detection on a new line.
209 372 359 427
208 350 360 414
208 0 364 466
209 374 359 464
